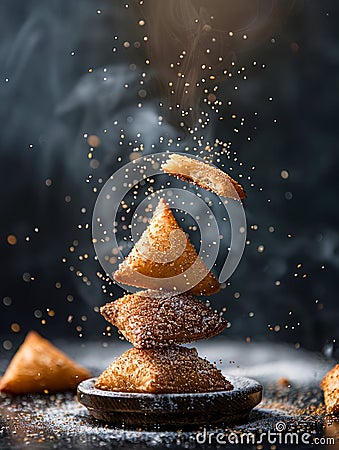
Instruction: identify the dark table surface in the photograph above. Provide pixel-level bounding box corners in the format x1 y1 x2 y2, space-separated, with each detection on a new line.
0 340 338 449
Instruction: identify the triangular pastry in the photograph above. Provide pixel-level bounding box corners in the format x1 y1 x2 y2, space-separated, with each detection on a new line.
321 364 339 415
162 153 246 199
101 290 227 348
94 346 232 394
0 331 91 394
114 199 220 296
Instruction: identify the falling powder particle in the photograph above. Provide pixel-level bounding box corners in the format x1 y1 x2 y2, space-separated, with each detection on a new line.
11 323 20 332
23 273 31 282
7 235 17 245
3 297 12 306
3 340 12 350
87 135 101 147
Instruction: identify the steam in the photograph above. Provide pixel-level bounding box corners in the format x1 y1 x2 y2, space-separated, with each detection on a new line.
140 0 295 124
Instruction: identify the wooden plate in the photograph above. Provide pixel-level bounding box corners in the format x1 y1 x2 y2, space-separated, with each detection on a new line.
77 376 263 429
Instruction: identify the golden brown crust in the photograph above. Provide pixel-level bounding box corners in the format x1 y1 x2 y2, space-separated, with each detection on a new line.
162 154 246 200
101 290 228 348
0 331 91 394
114 199 220 296
321 364 339 415
95 346 232 394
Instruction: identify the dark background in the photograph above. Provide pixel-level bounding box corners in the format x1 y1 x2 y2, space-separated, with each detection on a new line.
0 1 338 356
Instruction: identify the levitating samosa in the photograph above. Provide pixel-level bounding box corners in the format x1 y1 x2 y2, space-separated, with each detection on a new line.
101 289 227 348
114 198 220 296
